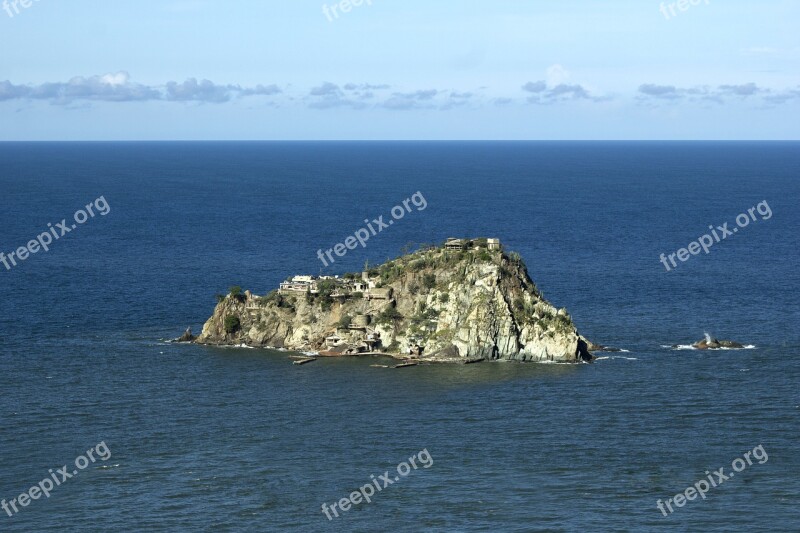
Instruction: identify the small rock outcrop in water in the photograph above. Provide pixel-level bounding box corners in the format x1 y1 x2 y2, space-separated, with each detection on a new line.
173 327 196 343
580 337 623 352
692 336 745 350
195 239 595 363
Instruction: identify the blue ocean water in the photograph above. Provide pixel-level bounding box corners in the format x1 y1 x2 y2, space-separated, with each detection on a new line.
0 142 798 531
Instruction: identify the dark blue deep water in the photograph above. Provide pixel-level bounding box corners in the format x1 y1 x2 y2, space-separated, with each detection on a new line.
0 142 798 532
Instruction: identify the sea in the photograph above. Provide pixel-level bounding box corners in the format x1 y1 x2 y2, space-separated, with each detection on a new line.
0 142 798 532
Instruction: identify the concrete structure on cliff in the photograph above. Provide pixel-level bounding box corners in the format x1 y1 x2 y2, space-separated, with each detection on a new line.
445 237 502 251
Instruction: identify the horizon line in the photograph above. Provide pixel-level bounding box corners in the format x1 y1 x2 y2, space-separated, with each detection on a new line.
1 139 799 143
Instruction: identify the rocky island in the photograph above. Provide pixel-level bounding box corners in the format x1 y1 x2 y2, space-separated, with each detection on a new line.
195 238 594 363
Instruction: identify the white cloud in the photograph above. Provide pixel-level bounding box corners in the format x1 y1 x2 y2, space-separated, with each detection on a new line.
0 73 282 104
100 72 130 86
546 64 570 86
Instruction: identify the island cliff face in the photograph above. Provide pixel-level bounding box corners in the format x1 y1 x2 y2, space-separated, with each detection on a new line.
195 240 593 363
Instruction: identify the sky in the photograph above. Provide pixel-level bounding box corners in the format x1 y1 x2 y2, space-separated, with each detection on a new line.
0 0 798 140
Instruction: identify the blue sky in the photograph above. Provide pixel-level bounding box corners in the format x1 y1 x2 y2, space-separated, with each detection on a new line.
1 0 798 140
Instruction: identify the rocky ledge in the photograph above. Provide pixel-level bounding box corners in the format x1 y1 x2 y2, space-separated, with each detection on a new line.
194 239 594 363
692 336 745 350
